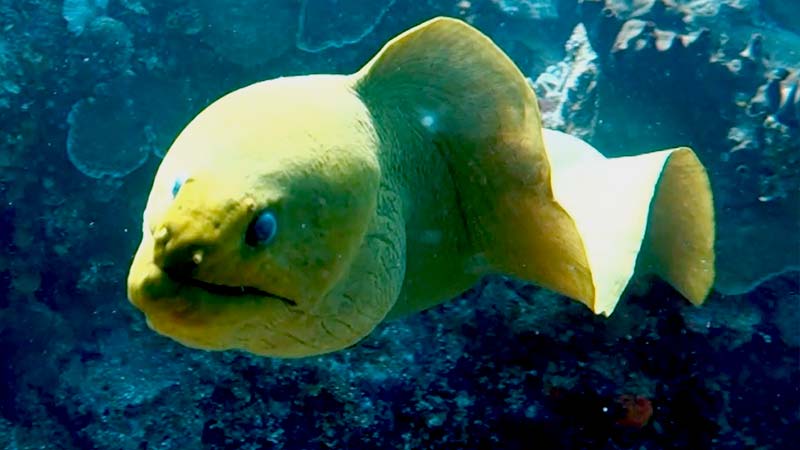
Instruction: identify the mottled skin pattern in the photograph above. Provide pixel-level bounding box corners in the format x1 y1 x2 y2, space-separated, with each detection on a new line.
128 17 715 357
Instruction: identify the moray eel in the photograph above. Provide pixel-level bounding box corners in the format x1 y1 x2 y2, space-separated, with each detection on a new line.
128 17 715 357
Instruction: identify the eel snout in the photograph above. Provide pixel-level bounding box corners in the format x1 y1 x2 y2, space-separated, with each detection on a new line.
150 225 298 307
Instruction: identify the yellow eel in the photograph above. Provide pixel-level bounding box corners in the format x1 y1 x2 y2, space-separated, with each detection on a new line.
127 17 715 357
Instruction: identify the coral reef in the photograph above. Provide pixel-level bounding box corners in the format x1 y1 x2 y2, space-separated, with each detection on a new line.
532 22 600 137
65 72 215 178
762 0 800 34
66 75 151 179
297 0 399 52
491 0 559 19
0 0 798 448
773 292 800 348
62 0 108 35
69 15 134 83
198 0 298 67
0 36 22 110
3 269 799 449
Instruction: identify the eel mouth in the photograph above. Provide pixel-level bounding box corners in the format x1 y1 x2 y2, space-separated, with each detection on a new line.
167 272 298 307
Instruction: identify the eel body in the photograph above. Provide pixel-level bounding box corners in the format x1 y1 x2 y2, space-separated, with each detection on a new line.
127 17 715 357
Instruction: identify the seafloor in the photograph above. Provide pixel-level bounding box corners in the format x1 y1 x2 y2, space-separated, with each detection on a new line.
1 0 798 449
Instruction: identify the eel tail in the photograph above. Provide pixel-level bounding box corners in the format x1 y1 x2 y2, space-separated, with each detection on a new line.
541 129 716 315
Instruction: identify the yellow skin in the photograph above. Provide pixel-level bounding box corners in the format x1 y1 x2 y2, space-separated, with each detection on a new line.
128 17 715 357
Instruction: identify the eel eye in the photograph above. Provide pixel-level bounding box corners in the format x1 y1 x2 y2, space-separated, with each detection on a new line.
171 175 188 198
246 210 278 246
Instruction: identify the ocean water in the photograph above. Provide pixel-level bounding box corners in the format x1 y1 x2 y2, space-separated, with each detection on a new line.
1 0 798 449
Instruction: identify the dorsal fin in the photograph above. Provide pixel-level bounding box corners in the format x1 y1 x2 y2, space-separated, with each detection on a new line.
351 18 597 308
353 17 543 149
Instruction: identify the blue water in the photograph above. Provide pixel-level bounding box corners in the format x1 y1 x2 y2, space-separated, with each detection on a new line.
1 0 798 448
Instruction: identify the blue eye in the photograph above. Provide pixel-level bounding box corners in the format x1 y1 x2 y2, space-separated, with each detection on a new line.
246 210 278 246
171 175 188 198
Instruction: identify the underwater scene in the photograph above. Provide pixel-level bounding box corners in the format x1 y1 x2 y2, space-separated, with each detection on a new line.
1 0 799 448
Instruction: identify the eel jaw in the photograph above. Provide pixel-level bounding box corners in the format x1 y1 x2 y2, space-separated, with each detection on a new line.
127 238 369 357
127 251 305 349
132 263 302 317
166 272 298 307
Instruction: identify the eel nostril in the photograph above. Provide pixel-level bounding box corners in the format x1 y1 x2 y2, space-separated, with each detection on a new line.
152 222 212 280
152 225 207 279
160 245 205 281
153 226 170 245
191 249 204 265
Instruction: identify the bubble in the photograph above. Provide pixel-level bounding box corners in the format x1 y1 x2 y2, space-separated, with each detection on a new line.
420 114 436 130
